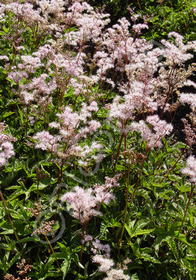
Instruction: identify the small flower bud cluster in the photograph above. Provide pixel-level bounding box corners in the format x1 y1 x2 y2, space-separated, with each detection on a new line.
182 118 196 148
32 220 55 236
4 259 33 280
28 202 45 217
17 259 33 278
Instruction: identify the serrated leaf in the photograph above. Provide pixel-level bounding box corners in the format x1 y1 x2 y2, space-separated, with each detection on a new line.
140 253 161 263
168 174 182 182
125 219 155 238
17 105 24 125
61 258 71 280
3 250 23 272
165 236 179 262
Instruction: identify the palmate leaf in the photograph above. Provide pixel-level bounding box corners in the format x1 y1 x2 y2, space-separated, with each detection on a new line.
125 219 155 239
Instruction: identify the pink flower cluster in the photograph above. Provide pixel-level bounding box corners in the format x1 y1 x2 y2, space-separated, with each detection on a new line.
65 1 110 46
92 239 130 280
130 115 173 148
61 175 120 225
180 93 196 112
0 123 16 167
33 102 101 164
3 2 43 27
181 156 196 183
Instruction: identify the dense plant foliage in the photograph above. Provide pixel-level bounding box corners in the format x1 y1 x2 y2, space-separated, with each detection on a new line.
89 0 196 41
0 1 196 279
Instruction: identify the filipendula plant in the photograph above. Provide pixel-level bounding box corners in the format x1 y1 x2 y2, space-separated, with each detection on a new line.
0 1 196 279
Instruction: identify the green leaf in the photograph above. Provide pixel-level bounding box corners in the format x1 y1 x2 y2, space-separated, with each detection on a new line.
125 219 155 238
2 112 15 118
3 26 9 33
3 250 23 272
140 253 160 264
61 259 71 280
165 236 179 262
16 236 37 244
130 273 140 280
17 105 24 126
0 229 14 235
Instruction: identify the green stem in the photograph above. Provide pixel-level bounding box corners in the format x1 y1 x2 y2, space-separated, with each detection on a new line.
118 169 130 249
159 143 187 183
137 0 142 10
42 229 61 270
130 148 149 205
178 184 195 237
118 135 128 248
80 225 86 262
113 133 124 174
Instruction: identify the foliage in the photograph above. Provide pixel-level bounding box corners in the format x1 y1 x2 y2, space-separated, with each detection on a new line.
0 1 196 280
89 0 196 41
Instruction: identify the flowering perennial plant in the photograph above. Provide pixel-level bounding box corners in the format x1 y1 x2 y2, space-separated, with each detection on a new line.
0 0 196 279
33 101 101 167
61 175 120 226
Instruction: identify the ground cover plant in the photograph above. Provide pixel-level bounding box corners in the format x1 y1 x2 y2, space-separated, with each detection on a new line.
0 0 196 279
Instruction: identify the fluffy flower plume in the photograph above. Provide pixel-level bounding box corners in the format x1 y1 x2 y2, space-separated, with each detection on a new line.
130 115 173 148
180 93 196 111
93 255 114 272
92 239 130 280
181 156 196 183
33 102 100 164
61 175 120 225
0 123 16 167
